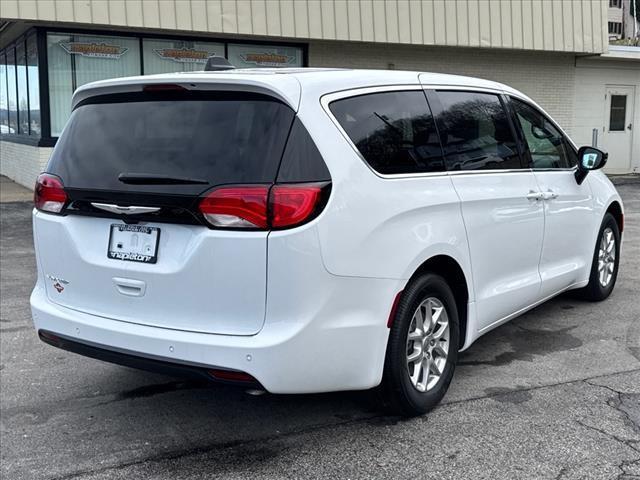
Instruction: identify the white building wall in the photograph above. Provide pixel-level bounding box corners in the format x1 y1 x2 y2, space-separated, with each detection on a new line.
309 41 577 133
0 141 53 189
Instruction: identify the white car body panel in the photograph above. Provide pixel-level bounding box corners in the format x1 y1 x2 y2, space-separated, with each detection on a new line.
31 68 624 393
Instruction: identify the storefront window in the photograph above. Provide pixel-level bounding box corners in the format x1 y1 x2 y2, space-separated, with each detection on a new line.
27 34 41 136
0 52 8 134
16 40 29 135
47 32 141 136
227 43 303 69
6 47 17 135
39 32 304 138
143 38 224 74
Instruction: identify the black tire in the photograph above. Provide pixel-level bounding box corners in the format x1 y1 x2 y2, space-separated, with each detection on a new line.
380 273 459 417
576 212 620 301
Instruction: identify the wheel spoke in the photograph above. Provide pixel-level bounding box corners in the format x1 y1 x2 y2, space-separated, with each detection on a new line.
407 348 422 364
408 330 422 341
411 360 423 387
429 359 442 377
422 357 431 387
433 344 448 359
424 303 434 333
432 322 449 341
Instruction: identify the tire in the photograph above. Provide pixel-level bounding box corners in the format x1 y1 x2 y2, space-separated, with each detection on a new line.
576 212 621 301
380 273 459 417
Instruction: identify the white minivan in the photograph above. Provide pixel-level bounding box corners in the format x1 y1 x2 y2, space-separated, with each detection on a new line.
31 68 623 416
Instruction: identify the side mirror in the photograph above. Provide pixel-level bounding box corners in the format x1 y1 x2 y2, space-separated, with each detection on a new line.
575 146 608 185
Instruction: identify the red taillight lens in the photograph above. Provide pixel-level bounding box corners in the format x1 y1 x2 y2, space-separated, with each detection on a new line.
198 183 328 230
198 186 269 229
270 184 324 229
34 173 68 214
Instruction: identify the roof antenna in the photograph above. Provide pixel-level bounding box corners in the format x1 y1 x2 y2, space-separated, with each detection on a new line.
204 56 235 72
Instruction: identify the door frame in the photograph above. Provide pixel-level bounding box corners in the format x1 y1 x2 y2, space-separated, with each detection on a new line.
603 84 635 173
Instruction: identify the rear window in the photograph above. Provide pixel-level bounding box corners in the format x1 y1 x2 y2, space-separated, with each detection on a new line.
48 91 295 194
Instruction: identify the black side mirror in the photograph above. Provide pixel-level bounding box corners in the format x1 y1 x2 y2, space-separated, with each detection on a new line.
575 146 608 185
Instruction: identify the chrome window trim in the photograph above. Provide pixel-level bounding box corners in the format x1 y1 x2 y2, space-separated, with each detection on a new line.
320 84 531 180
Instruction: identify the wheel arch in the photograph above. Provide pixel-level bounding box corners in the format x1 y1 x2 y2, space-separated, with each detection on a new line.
407 255 470 350
606 200 624 234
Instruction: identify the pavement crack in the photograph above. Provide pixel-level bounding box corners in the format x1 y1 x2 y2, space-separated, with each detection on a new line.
583 379 640 435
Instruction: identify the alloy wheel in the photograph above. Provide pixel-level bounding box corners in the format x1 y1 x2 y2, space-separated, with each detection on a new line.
405 297 450 392
598 227 616 287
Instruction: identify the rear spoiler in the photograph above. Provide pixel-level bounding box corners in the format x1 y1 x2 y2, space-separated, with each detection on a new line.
71 74 301 111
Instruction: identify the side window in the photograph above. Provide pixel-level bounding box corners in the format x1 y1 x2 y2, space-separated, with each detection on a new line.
329 91 444 175
277 117 331 183
433 91 522 171
510 98 575 169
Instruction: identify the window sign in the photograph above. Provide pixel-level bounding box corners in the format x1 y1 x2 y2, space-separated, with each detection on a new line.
59 41 129 59
227 43 303 68
143 39 224 74
47 33 140 136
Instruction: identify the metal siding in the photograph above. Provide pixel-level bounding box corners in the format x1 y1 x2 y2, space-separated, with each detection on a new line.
18 1 40 20
0 1 20 19
108 0 127 26
125 0 144 28
422 0 435 45
334 0 350 41
467 0 480 47
347 0 362 41
141 0 161 29
0 0 609 54
360 0 375 42
90 0 110 24
280 0 296 37
397 0 411 44
190 0 208 32
293 0 309 38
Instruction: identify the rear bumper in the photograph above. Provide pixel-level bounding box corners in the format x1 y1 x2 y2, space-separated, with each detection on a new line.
38 330 262 387
31 275 399 393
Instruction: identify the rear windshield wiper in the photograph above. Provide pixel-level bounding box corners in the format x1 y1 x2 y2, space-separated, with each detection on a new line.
118 173 209 185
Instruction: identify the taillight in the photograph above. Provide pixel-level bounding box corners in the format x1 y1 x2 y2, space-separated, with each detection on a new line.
271 184 323 228
199 186 269 228
34 173 68 214
198 183 328 230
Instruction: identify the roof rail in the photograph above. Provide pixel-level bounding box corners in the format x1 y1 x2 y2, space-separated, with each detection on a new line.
204 56 235 72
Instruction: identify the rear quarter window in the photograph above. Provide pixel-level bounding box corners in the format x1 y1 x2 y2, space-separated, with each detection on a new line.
329 90 444 175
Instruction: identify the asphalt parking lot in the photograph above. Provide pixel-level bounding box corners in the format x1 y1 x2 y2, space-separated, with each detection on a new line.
1 179 639 480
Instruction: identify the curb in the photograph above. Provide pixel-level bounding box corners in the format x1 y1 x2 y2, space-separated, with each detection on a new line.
607 175 640 186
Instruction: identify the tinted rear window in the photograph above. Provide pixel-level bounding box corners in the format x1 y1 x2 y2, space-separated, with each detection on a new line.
329 91 444 175
48 92 295 194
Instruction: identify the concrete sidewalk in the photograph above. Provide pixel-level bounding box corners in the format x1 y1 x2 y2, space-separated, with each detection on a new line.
0 176 33 203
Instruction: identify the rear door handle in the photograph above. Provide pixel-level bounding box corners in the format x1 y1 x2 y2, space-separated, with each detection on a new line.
540 190 558 200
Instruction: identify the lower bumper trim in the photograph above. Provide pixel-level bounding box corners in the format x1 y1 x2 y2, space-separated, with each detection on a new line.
38 330 261 387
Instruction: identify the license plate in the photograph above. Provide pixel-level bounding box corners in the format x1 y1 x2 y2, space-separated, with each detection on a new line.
107 224 160 264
